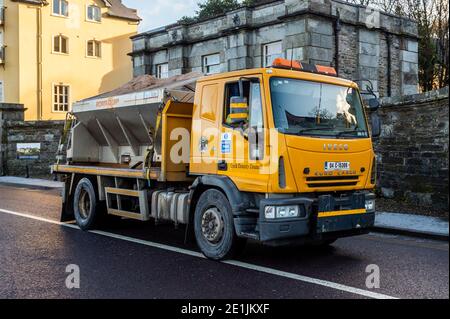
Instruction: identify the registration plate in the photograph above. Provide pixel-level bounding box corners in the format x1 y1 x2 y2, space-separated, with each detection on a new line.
325 161 350 171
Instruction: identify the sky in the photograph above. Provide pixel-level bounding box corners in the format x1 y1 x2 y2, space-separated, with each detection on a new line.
122 0 200 32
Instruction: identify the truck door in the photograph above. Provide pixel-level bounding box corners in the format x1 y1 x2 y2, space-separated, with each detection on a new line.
190 82 221 175
219 76 269 193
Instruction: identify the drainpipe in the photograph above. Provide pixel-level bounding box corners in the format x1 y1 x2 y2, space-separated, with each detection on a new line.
36 5 43 120
333 10 341 76
386 32 392 97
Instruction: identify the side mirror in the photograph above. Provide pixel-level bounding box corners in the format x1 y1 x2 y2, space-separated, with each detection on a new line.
370 112 381 138
367 98 380 111
346 94 353 105
226 96 249 126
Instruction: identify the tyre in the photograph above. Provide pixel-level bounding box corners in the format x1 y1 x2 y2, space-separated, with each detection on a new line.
73 177 100 231
194 189 246 260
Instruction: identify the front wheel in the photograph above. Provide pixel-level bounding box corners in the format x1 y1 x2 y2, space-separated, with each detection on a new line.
194 189 246 260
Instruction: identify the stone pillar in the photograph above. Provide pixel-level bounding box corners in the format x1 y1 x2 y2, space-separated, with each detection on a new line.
400 39 419 95
167 46 186 76
0 104 25 176
225 9 252 71
358 29 380 96
226 31 252 71
305 17 334 66
166 25 189 76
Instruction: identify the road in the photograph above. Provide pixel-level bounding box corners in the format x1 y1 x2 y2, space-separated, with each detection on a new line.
0 184 448 299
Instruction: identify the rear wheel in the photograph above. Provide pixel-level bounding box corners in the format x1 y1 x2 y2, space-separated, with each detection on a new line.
73 178 100 230
194 189 246 260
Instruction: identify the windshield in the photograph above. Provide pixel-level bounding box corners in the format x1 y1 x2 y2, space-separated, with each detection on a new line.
270 77 369 138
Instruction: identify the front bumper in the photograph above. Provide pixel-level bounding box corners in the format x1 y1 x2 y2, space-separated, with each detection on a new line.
258 192 375 243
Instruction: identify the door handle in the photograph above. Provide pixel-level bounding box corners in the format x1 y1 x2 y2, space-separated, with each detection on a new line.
218 160 228 171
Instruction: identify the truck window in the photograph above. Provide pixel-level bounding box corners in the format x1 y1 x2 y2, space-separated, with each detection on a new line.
223 81 250 126
201 84 218 122
223 80 265 160
249 83 263 130
270 78 369 138
248 82 264 160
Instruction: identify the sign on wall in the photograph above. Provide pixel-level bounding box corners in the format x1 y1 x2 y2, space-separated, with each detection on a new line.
16 143 41 160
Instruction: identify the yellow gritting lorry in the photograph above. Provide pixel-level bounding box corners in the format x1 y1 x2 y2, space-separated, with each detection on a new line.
52 59 381 260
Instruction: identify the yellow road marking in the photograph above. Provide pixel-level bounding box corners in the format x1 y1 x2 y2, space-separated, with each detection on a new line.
318 209 366 218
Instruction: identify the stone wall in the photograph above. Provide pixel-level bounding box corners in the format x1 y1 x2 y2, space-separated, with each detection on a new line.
0 104 25 177
0 104 64 178
131 0 419 97
2 90 448 210
374 88 449 210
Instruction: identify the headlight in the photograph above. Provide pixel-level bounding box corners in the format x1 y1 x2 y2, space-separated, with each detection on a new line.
265 206 275 219
365 199 375 212
277 206 299 218
265 205 301 219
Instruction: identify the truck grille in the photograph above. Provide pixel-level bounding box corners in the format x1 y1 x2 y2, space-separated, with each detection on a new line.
306 175 359 188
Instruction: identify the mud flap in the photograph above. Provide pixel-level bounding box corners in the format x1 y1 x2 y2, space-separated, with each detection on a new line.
60 176 75 222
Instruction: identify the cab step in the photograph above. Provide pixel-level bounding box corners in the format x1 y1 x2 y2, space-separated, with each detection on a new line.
238 231 259 240
105 187 150 221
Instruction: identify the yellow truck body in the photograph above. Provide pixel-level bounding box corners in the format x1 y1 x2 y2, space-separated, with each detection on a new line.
53 63 379 260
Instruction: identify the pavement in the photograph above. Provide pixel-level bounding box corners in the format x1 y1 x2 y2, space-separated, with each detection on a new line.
0 176 64 189
0 176 448 240
0 182 448 299
374 212 449 241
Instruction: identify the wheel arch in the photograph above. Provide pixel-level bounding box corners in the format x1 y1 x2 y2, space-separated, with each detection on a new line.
60 173 99 222
188 175 253 219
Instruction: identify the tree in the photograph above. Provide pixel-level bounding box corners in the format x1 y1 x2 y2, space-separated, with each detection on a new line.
196 0 240 19
434 0 449 88
345 0 449 91
403 0 448 91
180 0 267 22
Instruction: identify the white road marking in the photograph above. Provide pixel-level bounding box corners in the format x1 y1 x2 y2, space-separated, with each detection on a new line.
0 208 398 299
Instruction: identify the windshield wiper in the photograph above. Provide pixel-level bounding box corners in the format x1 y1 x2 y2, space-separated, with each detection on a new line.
296 127 335 134
336 127 368 137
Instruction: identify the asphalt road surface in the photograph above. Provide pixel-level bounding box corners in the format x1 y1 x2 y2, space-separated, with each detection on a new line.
0 184 448 299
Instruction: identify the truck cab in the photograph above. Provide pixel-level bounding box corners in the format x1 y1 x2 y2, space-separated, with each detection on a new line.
53 60 379 260
189 60 377 250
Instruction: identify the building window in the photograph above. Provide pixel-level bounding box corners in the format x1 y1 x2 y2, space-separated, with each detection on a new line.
53 0 69 17
53 84 70 112
156 63 169 79
202 53 221 75
53 35 69 54
87 5 101 22
87 40 101 58
263 41 282 67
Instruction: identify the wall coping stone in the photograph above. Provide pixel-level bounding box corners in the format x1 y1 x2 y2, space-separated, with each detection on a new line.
5 120 65 129
380 87 449 108
0 104 26 113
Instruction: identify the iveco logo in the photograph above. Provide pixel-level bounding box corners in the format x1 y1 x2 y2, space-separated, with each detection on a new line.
324 144 349 151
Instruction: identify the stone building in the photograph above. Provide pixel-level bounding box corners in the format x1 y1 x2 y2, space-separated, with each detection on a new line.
130 0 419 98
